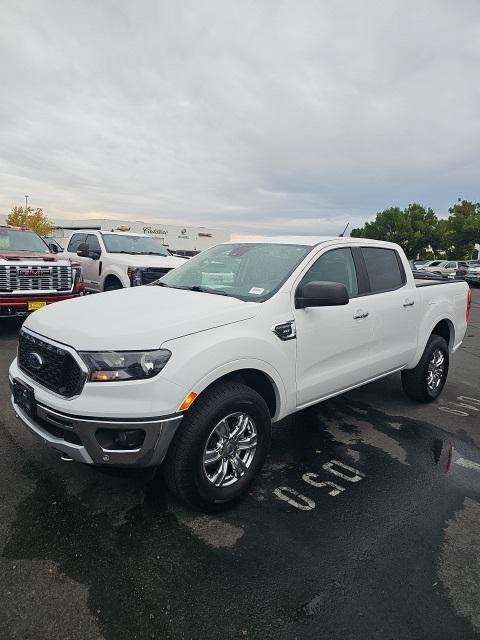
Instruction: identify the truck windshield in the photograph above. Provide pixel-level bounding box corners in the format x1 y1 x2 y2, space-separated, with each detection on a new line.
0 228 50 253
102 234 170 256
157 243 311 301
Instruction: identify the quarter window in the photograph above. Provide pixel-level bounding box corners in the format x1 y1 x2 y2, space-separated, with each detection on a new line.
67 233 87 252
300 248 359 298
361 247 405 293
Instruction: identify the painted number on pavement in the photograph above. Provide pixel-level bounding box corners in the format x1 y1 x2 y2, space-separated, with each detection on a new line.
274 458 365 511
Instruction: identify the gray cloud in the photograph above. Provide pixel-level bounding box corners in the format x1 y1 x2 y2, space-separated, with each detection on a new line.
1 0 479 235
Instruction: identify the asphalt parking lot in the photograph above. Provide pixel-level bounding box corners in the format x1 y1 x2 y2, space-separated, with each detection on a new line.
1 289 479 640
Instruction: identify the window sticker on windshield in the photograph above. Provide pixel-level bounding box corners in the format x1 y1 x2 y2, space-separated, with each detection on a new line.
249 287 265 295
202 272 235 287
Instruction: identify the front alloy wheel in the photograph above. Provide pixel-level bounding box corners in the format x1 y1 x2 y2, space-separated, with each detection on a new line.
203 412 258 487
164 381 271 511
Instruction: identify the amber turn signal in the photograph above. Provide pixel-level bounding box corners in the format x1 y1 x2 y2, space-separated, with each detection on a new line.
179 391 198 411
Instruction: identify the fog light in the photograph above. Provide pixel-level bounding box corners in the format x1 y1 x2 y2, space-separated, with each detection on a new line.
95 428 146 450
114 429 144 448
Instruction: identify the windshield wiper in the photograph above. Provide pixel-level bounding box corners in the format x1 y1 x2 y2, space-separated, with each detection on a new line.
158 284 229 296
189 286 230 296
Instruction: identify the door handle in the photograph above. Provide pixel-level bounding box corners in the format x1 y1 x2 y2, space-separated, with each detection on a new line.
403 300 415 307
353 310 369 319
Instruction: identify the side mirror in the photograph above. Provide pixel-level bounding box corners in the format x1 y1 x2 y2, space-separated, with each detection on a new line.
295 281 349 309
77 243 90 258
48 243 58 253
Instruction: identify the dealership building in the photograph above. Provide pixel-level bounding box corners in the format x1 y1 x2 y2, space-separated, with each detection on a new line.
0 215 231 256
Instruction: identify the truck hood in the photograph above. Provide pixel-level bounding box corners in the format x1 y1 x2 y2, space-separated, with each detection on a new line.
0 251 65 262
24 285 258 351
103 253 187 269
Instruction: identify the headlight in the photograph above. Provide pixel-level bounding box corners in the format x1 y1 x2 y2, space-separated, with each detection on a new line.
127 266 145 287
79 350 171 382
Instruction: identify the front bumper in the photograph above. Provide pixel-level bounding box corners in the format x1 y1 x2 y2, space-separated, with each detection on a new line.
9 379 183 467
465 274 480 284
0 289 85 318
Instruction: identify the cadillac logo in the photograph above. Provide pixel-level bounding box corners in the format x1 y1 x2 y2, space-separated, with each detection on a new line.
26 352 44 371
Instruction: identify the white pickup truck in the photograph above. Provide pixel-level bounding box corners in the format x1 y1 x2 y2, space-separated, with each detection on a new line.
10 236 472 510
63 230 186 291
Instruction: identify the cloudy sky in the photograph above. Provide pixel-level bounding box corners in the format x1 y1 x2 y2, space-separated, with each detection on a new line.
1 0 479 236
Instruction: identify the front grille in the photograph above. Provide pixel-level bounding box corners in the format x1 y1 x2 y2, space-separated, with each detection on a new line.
141 267 172 285
0 264 73 293
18 331 86 397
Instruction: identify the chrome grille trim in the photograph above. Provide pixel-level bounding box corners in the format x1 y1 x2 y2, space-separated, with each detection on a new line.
0 262 73 294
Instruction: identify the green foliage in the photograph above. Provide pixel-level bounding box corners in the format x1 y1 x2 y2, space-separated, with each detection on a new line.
447 199 480 259
6 206 54 236
351 199 480 259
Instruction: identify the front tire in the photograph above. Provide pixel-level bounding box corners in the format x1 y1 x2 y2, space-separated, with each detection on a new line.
401 335 449 403
163 381 271 511
104 283 123 291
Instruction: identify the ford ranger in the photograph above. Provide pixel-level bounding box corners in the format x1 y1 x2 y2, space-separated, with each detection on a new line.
0 226 84 318
9 237 472 510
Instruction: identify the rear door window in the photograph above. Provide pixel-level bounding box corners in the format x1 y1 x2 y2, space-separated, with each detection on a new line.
361 247 405 293
67 233 87 252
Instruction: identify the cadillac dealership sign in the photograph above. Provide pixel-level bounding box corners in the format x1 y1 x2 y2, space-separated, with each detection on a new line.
143 227 168 235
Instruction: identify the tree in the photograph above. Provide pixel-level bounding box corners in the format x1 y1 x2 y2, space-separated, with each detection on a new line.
430 218 454 258
447 199 480 259
6 206 55 236
350 203 438 258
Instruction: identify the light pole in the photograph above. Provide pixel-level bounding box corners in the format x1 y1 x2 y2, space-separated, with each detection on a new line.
24 195 29 211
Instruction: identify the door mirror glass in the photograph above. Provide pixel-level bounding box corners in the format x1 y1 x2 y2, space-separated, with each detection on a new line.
295 281 349 309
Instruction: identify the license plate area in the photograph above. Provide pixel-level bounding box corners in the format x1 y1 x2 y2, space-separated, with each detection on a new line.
28 301 47 311
13 378 37 417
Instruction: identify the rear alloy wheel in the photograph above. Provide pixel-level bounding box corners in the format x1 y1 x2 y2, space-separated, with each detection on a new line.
164 381 271 511
401 334 449 403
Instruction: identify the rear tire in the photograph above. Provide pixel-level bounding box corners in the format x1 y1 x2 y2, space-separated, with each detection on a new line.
163 381 271 511
401 335 449 403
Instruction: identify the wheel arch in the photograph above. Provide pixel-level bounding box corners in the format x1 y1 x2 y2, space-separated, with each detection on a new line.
103 273 124 290
408 315 456 369
431 318 455 351
186 362 286 421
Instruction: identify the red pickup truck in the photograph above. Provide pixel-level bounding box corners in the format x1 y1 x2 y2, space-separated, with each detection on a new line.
0 226 84 318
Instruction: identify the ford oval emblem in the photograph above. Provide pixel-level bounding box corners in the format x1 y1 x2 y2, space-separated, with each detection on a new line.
27 352 44 371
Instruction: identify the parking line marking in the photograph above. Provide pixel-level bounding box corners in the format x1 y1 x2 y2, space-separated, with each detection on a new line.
455 457 480 473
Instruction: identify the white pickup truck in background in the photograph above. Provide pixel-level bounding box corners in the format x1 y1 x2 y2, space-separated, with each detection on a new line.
63 230 187 291
10 236 472 510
